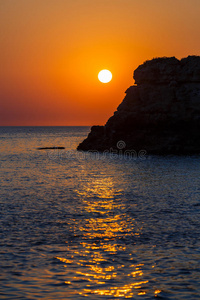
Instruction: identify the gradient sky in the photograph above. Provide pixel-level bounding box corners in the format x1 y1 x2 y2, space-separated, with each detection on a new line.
1 0 200 126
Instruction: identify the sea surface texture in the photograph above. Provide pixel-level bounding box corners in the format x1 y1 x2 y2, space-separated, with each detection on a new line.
0 126 200 300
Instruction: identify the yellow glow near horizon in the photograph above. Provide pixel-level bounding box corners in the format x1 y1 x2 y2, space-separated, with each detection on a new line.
98 70 112 83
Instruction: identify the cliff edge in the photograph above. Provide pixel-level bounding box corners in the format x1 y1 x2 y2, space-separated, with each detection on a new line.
77 56 200 154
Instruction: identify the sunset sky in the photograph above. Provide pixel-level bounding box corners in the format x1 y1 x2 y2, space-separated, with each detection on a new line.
1 0 200 126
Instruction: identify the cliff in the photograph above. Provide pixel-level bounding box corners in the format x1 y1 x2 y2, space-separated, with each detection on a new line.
77 56 200 154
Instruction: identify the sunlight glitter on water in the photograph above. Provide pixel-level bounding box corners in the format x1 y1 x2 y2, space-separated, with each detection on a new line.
54 181 151 299
56 252 150 298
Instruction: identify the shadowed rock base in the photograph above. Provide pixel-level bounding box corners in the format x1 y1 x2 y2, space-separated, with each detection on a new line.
77 56 200 155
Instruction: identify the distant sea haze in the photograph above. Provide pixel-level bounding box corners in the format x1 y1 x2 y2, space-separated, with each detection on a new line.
0 126 200 299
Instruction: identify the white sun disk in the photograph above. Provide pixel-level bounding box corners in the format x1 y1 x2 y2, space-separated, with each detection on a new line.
98 69 112 83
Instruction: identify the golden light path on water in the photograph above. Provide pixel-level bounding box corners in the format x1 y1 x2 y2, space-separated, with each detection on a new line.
55 174 161 298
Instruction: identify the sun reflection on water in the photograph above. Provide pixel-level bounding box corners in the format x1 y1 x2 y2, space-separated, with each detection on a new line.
55 174 153 298
77 176 116 200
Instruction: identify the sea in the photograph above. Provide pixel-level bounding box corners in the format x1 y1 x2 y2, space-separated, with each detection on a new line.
0 126 200 300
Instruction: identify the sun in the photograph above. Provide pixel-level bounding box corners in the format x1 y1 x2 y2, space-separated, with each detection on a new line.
98 69 112 83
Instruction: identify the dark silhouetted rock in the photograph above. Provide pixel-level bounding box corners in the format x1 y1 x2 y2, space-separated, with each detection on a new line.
77 56 200 155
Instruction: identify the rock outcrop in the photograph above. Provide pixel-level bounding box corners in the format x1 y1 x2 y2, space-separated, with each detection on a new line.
77 56 200 154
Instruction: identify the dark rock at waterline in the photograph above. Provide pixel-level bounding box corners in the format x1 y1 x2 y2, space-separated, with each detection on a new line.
37 147 65 150
77 56 200 155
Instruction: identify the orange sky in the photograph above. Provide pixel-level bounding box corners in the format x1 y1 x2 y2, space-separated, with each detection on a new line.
0 0 200 126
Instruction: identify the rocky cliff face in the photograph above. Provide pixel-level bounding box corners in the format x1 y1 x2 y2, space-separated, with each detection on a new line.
77 56 200 154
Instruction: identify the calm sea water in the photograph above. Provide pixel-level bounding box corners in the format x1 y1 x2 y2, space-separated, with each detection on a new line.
0 126 200 300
